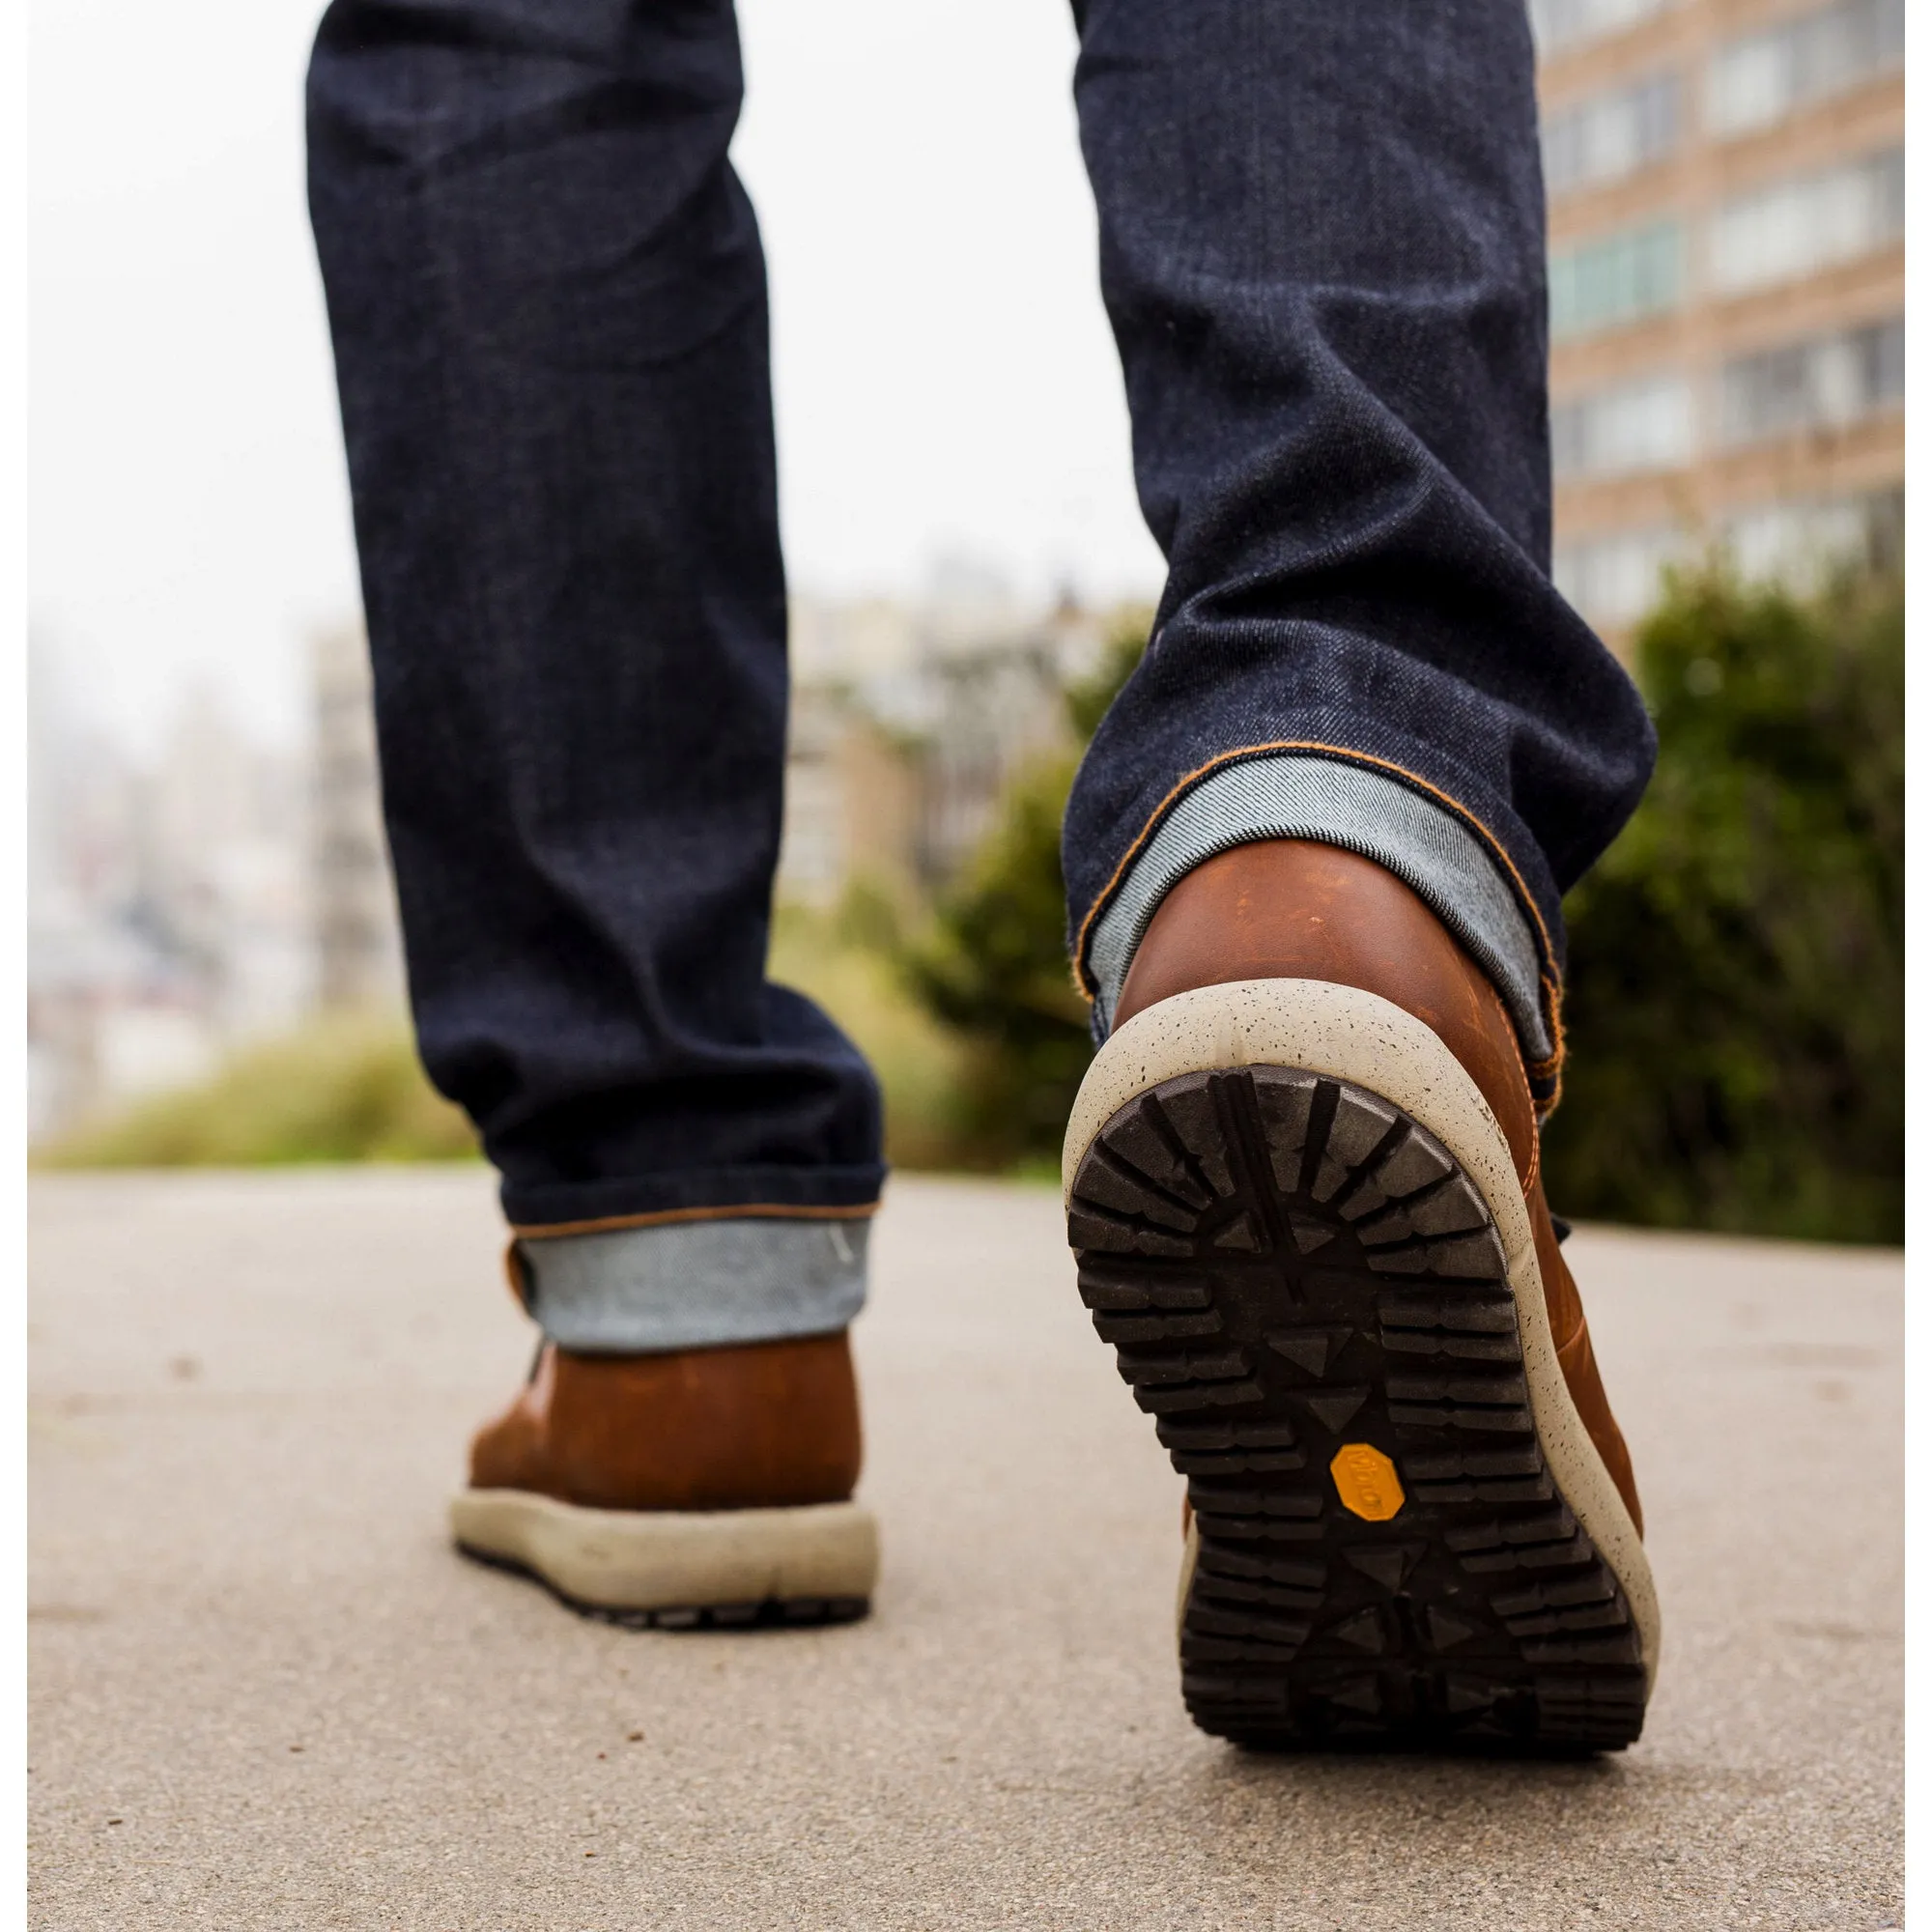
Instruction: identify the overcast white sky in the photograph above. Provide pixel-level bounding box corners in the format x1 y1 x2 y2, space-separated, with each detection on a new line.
30 0 1163 753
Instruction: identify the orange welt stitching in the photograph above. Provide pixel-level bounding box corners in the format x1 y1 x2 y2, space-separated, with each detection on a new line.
513 1200 881 1241
1071 740 1560 1002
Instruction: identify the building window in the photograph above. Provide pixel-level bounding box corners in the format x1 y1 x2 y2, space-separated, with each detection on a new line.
1708 149 1903 296
1707 0 1903 138
1530 0 1672 57
1553 526 1690 629
1551 373 1696 480
1554 490 1900 630
1722 489 1903 588
1543 72 1681 195
1719 317 1904 445
1549 220 1685 340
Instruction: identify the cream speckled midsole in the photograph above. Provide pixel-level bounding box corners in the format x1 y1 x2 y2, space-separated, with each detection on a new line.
1064 977 1661 1690
450 1491 880 1611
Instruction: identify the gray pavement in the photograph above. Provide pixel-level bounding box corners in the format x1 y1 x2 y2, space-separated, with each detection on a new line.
30 1169 1902 1930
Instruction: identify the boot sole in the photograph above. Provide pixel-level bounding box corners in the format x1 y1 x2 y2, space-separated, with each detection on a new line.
1063 979 1659 1752
449 1492 878 1630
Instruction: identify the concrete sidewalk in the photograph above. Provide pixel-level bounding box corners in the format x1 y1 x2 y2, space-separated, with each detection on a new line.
30 1170 1901 1929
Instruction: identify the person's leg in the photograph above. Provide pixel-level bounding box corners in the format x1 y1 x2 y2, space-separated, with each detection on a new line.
306 0 879 1620
1065 0 1653 1085
1060 0 1660 1747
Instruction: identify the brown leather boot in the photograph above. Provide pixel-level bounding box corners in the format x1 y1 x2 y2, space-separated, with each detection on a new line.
450 1330 878 1628
1063 839 1659 1749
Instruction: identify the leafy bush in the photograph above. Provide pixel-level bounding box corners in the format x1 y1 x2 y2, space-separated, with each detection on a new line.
898 752 1094 1171
898 570 1903 1240
1543 568 1903 1244
36 1010 477 1167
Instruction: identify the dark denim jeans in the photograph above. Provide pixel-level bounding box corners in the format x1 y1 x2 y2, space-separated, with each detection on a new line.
307 0 1653 1349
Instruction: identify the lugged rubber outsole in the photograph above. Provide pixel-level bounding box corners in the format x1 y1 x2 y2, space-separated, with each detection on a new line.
450 1491 879 1628
1064 980 1657 1754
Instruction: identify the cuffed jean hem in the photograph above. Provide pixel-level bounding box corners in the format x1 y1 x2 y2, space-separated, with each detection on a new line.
1083 753 1553 1066
512 1215 870 1353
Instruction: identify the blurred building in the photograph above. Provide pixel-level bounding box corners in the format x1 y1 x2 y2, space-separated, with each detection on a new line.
28 644 315 1135
1535 0 1904 638
778 691 926 910
145 686 315 1039
913 591 1106 882
309 624 406 1009
778 578 1112 909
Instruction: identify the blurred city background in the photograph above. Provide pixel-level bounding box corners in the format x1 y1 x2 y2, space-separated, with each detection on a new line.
28 0 1903 1244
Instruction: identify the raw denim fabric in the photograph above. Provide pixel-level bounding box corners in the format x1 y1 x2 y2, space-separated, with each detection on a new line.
307 0 1655 1348
307 0 885 1236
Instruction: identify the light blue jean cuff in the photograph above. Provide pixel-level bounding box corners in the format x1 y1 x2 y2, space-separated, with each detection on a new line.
516 1215 869 1353
1085 754 1552 1065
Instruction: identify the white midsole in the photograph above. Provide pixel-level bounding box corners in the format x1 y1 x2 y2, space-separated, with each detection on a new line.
1065 978 1661 1690
450 1492 880 1611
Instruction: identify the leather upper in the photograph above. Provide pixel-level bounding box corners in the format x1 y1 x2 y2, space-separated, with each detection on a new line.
1113 838 1642 1535
469 1330 864 1512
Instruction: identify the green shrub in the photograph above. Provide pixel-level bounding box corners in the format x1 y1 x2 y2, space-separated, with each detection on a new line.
1543 567 1903 1244
898 751 1094 1171
895 570 1904 1239
35 1010 477 1168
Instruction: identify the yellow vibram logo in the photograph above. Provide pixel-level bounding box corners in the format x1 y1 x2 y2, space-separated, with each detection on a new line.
1330 1442 1406 1522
